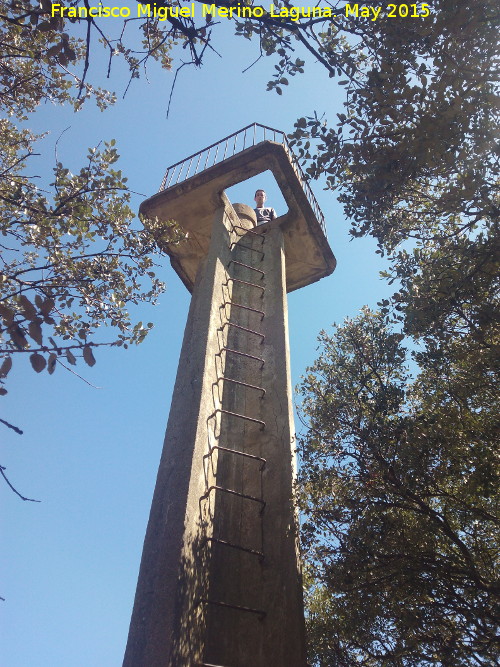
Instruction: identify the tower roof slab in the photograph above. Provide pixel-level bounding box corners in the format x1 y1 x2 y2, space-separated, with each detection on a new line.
140 140 336 293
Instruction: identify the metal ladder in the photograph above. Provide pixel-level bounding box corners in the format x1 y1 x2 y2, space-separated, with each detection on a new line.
197 219 269 663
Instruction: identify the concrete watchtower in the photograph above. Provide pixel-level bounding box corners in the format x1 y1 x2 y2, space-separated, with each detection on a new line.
123 124 336 667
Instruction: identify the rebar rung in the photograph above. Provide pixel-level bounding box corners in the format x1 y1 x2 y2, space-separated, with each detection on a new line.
220 301 264 320
205 444 266 470
199 598 266 619
230 224 266 240
215 375 266 396
224 277 266 293
218 320 265 342
216 347 265 367
230 242 265 258
227 260 265 277
200 537 264 560
201 485 266 510
211 408 265 429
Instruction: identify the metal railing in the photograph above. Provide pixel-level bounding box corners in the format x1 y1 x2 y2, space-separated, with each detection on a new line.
158 123 327 235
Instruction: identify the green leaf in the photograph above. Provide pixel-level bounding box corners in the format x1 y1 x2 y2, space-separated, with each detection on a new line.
0 356 13 378
40 298 55 317
19 295 37 321
10 326 28 349
47 353 57 375
65 349 76 366
0 303 15 325
28 321 43 345
47 44 62 58
83 346 96 367
30 353 46 373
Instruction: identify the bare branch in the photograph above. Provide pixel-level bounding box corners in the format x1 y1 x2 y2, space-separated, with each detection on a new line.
0 465 40 502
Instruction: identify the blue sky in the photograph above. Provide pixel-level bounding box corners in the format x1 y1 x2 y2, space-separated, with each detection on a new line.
2 17 394 665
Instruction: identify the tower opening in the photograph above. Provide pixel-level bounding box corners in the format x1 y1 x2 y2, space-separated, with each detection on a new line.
225 170 288 219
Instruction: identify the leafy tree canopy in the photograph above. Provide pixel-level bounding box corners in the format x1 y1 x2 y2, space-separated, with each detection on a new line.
0 0 184 402
298 308 499 666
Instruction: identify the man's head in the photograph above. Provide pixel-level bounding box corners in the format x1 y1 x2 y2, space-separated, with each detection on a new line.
254 189 267 207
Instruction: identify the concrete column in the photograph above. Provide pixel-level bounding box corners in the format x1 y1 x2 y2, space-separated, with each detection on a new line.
124 197 306 667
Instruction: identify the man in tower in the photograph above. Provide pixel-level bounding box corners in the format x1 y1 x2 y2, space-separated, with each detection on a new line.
254 189 277 225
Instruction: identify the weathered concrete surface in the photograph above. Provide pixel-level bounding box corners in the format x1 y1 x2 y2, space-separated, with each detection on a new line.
203 205 306 667
123 201 234 667
124 198 306 666
139 141 336 294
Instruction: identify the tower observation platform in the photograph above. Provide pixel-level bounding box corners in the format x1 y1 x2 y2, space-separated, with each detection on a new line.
124 124 336 667
140 123 336 292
